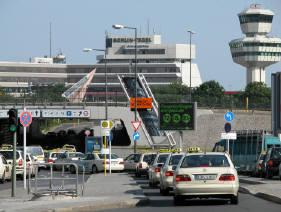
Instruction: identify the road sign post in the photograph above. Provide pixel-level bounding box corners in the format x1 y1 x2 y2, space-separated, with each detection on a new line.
20 109 32 190
223 112 235 153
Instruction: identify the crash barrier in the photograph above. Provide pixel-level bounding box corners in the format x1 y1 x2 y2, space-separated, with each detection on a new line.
28 163 85 197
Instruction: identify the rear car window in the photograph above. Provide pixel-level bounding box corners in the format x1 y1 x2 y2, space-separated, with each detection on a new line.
98 154 118 159
169 155 183 165
0 151 20 159
27 147 44 156
181 154 230 168
157 154 169 164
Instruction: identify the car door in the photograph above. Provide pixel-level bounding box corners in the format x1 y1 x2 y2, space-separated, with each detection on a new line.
124 154 135 170
2 156 11 179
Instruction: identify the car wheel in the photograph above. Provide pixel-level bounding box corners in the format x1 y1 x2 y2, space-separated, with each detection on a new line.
70 165 76 174
92 165 98 174
230 194 239 204
174 195 183 206
0 172 5 184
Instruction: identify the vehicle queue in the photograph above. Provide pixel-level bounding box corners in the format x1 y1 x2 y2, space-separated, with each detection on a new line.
1 142 281 206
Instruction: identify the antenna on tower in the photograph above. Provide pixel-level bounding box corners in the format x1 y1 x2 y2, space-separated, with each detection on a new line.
49 22 52 58
147 19 150 35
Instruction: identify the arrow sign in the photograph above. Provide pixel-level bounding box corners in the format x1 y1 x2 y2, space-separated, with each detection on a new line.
133 132 140 141
131 121 141 131
224 111 234 122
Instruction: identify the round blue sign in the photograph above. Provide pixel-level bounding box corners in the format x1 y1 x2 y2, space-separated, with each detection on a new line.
224 111 234 122
133 132 140 141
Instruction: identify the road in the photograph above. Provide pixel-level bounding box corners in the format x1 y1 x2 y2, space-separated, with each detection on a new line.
0 169 90 190
101 176 281 212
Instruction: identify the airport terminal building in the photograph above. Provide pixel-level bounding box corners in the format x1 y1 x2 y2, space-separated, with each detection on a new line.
0 34 202 99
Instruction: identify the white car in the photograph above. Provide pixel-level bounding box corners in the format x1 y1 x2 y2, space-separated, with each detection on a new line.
159 153 184 195
148 153 170 187
173 152 239 205
124 153 142 171
135 153 157 177
94 153 124 172
69 153 124 174
53 152 85 170
0 154 12 183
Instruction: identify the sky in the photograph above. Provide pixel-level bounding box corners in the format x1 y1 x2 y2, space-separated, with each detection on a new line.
0 0 281 90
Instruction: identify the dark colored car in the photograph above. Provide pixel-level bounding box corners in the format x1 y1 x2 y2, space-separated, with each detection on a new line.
254 152 266 177
263 147 281 179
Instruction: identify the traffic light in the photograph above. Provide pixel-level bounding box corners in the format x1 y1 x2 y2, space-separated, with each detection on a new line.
7 108 18 133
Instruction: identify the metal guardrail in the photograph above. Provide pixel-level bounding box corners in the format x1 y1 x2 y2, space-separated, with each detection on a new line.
28 163 85 197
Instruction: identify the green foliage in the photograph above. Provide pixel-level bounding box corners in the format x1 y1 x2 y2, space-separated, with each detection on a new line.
193 80 225 98
243 82 271 109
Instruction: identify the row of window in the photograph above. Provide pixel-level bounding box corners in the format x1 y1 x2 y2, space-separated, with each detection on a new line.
122 49 165 55
239 14 273 24
230 42 281 48
232 51 281 57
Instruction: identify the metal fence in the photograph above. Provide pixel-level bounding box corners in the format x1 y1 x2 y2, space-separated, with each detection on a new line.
28 163 85 197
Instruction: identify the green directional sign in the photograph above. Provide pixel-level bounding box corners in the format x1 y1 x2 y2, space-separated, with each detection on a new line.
159 102 196 130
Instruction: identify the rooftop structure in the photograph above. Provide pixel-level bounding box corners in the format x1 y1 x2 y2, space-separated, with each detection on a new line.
229 4 281 84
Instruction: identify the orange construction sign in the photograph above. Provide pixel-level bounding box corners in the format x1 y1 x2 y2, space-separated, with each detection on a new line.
130 97 153 109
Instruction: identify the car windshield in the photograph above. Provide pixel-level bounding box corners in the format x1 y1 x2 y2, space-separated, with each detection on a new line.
98 154 119 159
272 148 281 159
169 155 183 165
157 154 169 164
0 151 20 159
143 154 156 165
27 147 43 156
181 154 230 168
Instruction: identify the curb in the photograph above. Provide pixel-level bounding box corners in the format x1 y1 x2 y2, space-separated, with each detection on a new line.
49 197 150 212
239 178 265 185
239 185 281 205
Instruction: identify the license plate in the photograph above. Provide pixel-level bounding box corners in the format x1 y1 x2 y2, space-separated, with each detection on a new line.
195 174 216 180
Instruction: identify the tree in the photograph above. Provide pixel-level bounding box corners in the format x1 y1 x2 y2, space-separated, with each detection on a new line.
243 82 271 109
244 82 271 98
193 80 225 98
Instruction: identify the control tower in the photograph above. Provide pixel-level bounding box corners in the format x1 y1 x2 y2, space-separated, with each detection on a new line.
229 4 281 84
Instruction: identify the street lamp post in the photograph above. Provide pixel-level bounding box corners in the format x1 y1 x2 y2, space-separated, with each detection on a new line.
83 48 108 120
112 24 138 153
187 30 195 102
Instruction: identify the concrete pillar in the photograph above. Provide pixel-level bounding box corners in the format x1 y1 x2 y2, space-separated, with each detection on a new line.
247 67 265 84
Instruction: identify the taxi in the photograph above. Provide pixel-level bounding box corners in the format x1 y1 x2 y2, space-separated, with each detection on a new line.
148 150 172 187
0 154 12 183
159 152 184 195
135 152 157 177
173 152 239 205
69 152 124 174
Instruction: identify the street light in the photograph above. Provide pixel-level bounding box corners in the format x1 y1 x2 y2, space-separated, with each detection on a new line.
112 24 138 154
83 48 108 120
187 30 195 102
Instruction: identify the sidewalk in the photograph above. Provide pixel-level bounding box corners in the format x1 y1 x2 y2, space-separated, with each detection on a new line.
239 176 281 204
0 173 149 212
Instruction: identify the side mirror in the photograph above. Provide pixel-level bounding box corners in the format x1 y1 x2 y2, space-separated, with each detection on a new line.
172 165 177 171
8 162 12 165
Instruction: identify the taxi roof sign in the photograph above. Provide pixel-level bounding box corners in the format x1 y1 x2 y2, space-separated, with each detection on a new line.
187 147 201 153
159 148 181 153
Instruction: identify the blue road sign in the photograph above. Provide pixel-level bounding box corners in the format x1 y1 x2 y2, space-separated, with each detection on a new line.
66 111 72 117
224 111 234 122
133 132 140 141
